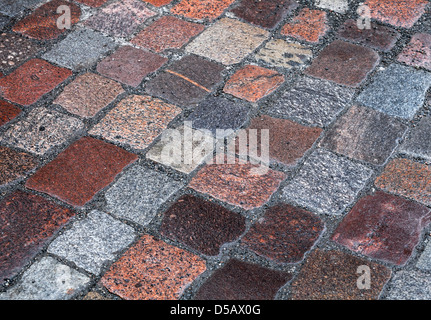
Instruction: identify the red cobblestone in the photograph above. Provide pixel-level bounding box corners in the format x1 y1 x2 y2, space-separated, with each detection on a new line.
143 0 172 6
171 0 235 21
0 100 20 127
0 59 72 106
0 190 75 283
281 8 329 43
0 146 37 185
398 33 431 71
25 136 138 207
100 235 206 300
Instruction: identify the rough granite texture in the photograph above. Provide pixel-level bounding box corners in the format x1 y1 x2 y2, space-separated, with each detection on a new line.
0 146 37 185
400 117 431 161
255 39 312 69
385 270 431 300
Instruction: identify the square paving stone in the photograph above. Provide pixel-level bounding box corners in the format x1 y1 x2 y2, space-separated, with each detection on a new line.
0 0 45 17
315 0 349 13
230 0 298 29
356 64 431 119
12 0 81 40
48 210 136 275
89 95 182 150
289 249 391 300
100 235 206 300
0 99 20 126
320 105 408 165
0 257 90 300
281 149 373 216
332 191 431 266
84 0 156 38
255 39 312 69
185 96 250 136
75 0 107 7
305 40 379 87
337 19 400 52
105 165 185 226
195 259 291 300
131 16 204 53
146 124 217 174
398 33 431 71
42 28 117 70
0 190 75 283
281 8 329 43
96 46 167 87
0 32 42 71
25 136 138 207
171 0 235 21
185 18 269 65
0 146 37 185
266 76 355 127
364 0 428 29
54 72 124 118
375 158 431 206
400 117 431 161
241 204 324 264
233 115 322 166
188 159 286 210
385 270 431 300
0 58 72 106
1 107 84 155
145 54 224 107
223 65 285 102
160 195 246 256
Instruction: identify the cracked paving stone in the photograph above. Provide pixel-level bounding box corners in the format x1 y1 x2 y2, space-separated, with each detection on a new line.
89 95 182 150
232 115 322 166
337 19 400 52
188 159 286 210
105 165 185 226
0 59 72 106
25 136 138 207
375 158 431 206
42 28 117 70
305 40 379 87
400 117 431 161
195 259 291 300
266 76 355 127
0 107 84 155
171 0 235 21
160 195 246 256
186 18 269 65
0 257 90 300
75 0 107 7
357 64 431 119
131 16 204 53
320 105 407 165
315 0 349 14
281 8 329 43
100 234 206 300
223 65 285 102
12 0 81 40
145 54 224 107
385 270 431 300
281 149 373 216
230 0 298 29
146 125 216 174
0 32 42 72
255 39 312 69
48 210 136 275
54 72 124 118
97 46 167 87
185 95 250 136
364 0 428 29
0 146 37 185
289 249 391 300
0 99 20 126
241 204 324 264
398 33 431 71
332 191 431 266
0 0 45 17
0 191 75 283
85 0 156 38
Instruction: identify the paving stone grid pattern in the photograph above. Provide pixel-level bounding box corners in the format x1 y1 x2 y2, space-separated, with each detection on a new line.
0 0 431 301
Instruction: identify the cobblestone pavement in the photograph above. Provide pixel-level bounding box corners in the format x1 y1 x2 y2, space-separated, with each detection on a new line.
0 0 430 301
